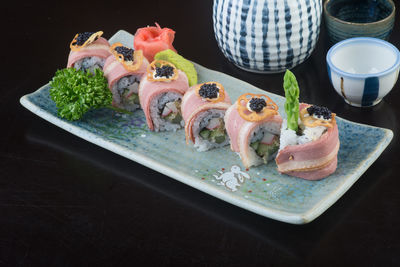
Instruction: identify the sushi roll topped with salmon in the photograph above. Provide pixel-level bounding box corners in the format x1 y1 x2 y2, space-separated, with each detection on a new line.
275 70 340 180
67 31 112 73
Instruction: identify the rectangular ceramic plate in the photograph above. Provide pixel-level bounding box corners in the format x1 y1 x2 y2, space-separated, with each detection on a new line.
20 30 393 224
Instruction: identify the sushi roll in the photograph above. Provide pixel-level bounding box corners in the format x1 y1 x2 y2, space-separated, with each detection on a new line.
103 43 149 111
224 93 282 168
67 31 112 73
275 70 340 180
181 82 232 151
139 60 189 132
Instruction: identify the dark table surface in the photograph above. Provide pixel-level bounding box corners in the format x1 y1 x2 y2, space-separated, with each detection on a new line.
2 1 400 266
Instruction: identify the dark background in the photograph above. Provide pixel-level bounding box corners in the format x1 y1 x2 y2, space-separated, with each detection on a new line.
1 1 399 266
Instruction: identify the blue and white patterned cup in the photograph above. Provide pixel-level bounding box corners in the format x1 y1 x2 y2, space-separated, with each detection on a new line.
326 37 400 107
213 0 323 73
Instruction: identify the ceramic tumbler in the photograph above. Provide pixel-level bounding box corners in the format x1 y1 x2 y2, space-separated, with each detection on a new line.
213 0 323 73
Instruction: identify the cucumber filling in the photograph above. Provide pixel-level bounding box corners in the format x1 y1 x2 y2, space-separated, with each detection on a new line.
250 136 279 163
199 118 226 144
122 89 140 105
115 75 140 110
161 100 182 124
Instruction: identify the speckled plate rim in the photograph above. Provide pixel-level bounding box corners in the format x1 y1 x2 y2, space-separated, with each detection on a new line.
19 30 393 224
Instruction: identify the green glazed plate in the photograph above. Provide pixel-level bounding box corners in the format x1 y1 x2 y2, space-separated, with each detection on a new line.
20 30 393 224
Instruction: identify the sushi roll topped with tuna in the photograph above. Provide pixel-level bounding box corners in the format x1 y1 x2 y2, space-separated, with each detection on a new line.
67 31 112 73
275 70 340 180
103 42 149 111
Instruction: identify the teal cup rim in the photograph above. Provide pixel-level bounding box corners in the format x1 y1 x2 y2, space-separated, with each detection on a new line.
326 37 400 79
324 0 396 26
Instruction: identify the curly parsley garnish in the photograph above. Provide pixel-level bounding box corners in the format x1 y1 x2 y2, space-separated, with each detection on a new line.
49 68 129 121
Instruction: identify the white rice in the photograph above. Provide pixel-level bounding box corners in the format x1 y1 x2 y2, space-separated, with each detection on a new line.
150 92 184 132
192 109 230 152
111 75 141 111
298 126 326 144
74 56 105 73
279 119 327 150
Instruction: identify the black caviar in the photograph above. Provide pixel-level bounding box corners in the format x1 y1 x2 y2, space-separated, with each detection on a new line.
307 105 332 120
199 83 219 99
155 65 175 78
75 32 96 46
115 46 134 61
249 98 266 112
